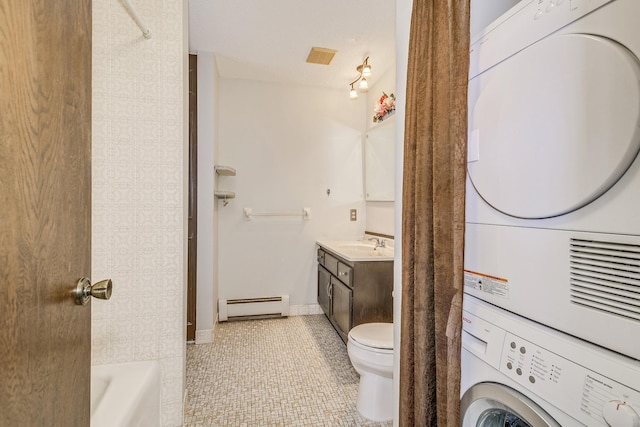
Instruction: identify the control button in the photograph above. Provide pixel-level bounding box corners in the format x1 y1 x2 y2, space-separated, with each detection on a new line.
516 368 523 376
520 347 526 355
507 362 513 370
534 9 543 20
510 342 516 349
529 376 536 384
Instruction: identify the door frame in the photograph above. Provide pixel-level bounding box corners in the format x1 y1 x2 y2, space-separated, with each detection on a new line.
187 54 198 341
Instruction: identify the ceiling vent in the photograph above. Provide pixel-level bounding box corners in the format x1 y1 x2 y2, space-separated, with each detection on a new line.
569 238 640 321
306 47 337 65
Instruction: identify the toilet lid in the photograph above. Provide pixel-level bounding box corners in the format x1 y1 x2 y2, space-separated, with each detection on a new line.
349 323 393 350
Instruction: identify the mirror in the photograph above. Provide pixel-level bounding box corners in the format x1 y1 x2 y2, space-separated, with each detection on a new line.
364 115 395 201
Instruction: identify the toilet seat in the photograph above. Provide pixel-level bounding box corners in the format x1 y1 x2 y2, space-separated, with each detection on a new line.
348 323 393 350
347 322 394 421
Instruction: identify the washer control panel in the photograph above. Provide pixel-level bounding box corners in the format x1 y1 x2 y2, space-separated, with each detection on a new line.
500 332 640 426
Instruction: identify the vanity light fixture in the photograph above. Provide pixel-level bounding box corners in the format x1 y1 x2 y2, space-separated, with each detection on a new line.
349 83 358 99
359 77 369 91
348 56 372 99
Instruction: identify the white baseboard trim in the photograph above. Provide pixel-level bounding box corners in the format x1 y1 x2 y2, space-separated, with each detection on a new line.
195 314 219 344
195 328 213 344
289 304 324 316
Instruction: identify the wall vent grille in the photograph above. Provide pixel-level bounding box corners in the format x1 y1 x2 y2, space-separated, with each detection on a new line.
305 47 337 65
570 238 640 321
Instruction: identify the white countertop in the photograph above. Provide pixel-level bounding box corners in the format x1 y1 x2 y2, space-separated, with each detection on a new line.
316 240 394 262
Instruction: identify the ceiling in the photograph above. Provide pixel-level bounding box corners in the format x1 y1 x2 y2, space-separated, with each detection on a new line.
188 0 396 91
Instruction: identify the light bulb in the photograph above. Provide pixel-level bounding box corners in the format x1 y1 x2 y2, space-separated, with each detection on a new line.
359 77 368 92
362 64 372 77
349 87 358 99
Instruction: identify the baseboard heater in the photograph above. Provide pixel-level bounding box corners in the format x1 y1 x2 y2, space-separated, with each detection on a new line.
218 295 290 322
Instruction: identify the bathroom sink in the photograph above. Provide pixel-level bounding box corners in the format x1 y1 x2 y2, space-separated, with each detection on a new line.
333 242 376 250
316 240 394 261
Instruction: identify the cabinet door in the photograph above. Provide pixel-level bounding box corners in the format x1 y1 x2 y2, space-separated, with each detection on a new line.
317 265 331 316
331 277 352 338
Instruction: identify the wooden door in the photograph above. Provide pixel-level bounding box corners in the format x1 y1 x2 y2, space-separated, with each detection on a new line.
187 54 198 341
0 1 92 425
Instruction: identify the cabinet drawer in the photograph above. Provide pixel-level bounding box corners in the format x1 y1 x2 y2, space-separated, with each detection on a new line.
317 249 325 265
323 252 339 276
337 262 353 288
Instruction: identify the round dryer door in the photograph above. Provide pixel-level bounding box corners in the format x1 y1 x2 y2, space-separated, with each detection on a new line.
461 383 561 427
468 33 640 219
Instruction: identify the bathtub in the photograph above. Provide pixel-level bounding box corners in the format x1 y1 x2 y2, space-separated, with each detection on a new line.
91 361 161 427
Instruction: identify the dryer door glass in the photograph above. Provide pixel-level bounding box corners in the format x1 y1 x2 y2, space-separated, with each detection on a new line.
461 383 561 427
477 408 531 427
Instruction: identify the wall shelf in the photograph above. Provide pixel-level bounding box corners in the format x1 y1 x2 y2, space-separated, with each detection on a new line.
214 191 236 199
215 165 236 176
215 165 236 205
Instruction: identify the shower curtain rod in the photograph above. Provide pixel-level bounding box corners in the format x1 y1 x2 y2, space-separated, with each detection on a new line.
122 0 151 39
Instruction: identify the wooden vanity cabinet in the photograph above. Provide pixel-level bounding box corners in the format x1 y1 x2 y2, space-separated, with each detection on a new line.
317 247 393 343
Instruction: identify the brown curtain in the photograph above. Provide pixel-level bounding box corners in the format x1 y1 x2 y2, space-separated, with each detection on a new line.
400 0 470 425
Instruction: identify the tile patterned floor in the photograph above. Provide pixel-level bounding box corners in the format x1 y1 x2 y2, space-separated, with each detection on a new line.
185 315 393 427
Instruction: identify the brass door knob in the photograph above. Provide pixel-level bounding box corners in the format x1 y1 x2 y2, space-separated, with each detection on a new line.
74 277 113 306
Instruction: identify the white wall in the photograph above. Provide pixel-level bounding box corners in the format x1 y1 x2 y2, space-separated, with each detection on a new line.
91 0 187 425
217 79 367 306
195 52 218 343
470 0 522 39
365 66 397 236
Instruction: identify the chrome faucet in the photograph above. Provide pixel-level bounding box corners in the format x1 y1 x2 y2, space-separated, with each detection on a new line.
368 237 386 248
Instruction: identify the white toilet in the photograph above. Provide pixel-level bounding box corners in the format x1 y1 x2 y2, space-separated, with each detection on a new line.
347 322 394 422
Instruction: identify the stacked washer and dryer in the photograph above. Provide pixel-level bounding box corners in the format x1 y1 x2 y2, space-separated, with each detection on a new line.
462 0 640 425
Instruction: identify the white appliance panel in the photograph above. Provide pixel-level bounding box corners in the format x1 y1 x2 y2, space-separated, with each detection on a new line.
461 295 640 427
464 224 640 358
465 0 640 361
468 34 640 219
